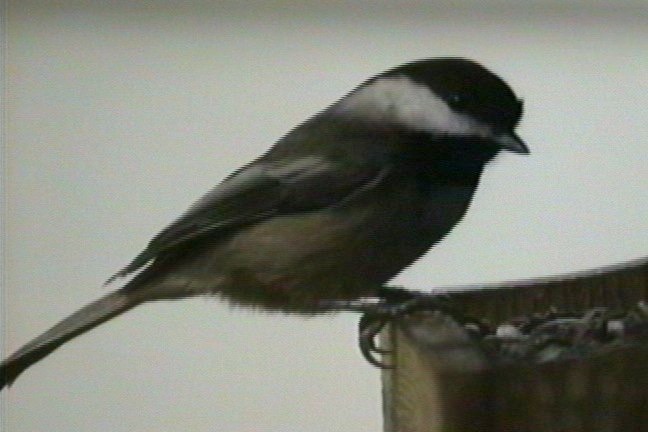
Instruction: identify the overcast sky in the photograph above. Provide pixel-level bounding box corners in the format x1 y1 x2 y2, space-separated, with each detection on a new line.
3 2 647 431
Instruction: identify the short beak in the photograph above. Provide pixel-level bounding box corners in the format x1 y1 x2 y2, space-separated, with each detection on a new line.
493 132 530 155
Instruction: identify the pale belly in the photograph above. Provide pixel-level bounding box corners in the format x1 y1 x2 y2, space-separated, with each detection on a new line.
149 180 477 313
216 181 476 311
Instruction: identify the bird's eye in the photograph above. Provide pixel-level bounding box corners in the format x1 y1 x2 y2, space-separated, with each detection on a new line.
447 93 468 109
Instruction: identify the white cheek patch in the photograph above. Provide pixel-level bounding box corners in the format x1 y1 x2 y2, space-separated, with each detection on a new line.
334 76 493 138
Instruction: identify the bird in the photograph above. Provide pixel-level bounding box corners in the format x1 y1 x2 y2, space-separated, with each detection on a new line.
1 57 529 389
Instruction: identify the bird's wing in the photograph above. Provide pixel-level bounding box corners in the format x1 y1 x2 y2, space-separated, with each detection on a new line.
106 156 388 283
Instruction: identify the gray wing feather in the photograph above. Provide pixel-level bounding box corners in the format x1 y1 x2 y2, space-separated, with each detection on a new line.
106 156 385 283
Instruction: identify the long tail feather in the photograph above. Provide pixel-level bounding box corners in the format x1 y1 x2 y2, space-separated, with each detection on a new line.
1 289 142 389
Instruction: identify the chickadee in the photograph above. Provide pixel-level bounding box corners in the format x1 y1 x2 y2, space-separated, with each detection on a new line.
1 58 528 388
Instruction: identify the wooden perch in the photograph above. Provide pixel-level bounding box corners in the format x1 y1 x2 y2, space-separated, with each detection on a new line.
382 257 648 432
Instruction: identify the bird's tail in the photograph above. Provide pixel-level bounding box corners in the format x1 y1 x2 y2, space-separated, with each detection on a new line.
1 289 142 390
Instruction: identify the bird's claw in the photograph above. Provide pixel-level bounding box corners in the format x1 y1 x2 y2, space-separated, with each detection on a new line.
358 295 459 368
359 313 392 368
321 292 460 368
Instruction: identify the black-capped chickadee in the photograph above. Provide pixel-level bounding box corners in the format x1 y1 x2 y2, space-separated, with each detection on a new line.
1 58 529 388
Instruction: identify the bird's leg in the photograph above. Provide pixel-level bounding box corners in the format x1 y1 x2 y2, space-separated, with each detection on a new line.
320 287 468 368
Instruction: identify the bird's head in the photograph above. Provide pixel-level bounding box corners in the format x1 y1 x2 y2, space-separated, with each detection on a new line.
332 58 529 155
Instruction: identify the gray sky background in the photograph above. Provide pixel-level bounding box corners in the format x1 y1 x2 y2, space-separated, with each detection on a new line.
2 2 647 431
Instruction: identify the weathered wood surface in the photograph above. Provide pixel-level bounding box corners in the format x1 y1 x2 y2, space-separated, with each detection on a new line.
444 257 648 324
382 257 648 432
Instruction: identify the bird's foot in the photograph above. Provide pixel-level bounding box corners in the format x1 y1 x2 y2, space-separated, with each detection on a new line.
320 288 463 368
